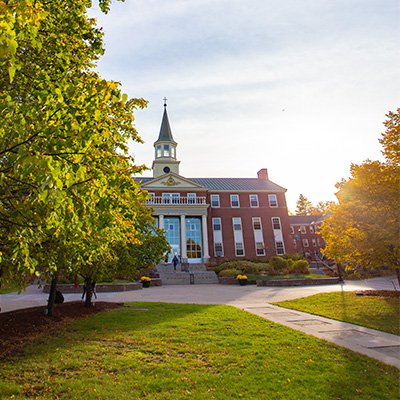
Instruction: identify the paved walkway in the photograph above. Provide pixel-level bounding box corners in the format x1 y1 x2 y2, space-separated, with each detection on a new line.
1 277 399 368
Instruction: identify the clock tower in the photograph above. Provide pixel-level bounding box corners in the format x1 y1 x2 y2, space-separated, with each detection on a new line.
152 99 181 178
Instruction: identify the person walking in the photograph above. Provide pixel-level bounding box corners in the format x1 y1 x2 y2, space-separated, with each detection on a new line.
172 255 179 271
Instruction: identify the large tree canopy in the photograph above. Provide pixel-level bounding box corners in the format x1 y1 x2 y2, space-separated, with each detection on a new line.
321 109 400 284
0 0 164 303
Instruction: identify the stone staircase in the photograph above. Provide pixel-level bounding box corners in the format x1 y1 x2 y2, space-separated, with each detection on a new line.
156 263 219 285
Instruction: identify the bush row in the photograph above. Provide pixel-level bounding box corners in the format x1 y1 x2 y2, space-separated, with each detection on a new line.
214 257 309 277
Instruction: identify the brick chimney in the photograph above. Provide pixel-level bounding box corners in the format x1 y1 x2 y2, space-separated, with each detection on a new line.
257 168 269 180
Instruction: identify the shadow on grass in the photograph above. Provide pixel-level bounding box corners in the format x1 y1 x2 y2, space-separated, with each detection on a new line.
0 302 398 400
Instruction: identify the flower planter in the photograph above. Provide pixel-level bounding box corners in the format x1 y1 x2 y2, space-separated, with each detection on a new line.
142 281 151 288
238 279 248 286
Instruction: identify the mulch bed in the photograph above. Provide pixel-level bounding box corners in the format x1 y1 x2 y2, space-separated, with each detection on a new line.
355 290 400 297
0 301 123 359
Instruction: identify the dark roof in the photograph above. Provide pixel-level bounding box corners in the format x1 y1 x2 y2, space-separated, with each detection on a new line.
155 107 175 143
136 176 286 192
289 215 326 225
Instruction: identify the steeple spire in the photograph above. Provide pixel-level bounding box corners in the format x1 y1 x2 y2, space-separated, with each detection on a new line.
152 99 180 177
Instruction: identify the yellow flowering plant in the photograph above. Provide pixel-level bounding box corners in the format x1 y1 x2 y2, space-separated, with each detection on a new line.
140 276 151 282
236 274 248 280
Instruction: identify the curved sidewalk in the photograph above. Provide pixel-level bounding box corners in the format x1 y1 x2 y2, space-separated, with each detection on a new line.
1 277 399 368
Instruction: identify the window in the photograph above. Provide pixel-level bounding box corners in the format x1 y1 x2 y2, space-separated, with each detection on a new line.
214 243 224 257
171 146 176 158
212 218 222 231
211 194 220 208
302 239 309 248
252 217 262 230
276 241 285 255
312 238 317 247
235 242 244 256
233 217 242 231
272 217 281 230
310 225 314 233
249 194 259 207
171 193 180 204
156 145 162 158
187 193 196 204
230 194 240 208
317 237 321 246
290 225 294 234
256 242 265 256
162 193 171 204
268 194 278 207
163 144 169 157
300 226 306 234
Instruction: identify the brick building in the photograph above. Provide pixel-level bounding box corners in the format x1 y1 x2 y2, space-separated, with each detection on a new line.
288 215 326 261
137 103 295 264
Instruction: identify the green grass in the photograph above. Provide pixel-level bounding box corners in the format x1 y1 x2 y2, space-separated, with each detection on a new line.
274 292 400 335
0 283 19 294
0 303 398 400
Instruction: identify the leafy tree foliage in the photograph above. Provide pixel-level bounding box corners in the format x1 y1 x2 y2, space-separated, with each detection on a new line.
321 110 400 285
0 0 163 310
295 194 315 215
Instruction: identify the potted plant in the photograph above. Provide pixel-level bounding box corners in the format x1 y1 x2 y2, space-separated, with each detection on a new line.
140 276 151 288
236 274 248 286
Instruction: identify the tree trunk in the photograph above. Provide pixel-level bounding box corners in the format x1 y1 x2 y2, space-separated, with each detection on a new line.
84 277 93 308
47 277 57 316
396 268 400 290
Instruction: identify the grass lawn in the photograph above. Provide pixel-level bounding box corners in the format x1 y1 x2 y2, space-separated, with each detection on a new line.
274 292 400 335
0 303 398 400
0 283 19 294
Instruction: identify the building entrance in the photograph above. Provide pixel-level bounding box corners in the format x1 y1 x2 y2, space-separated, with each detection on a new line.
186 217 202 263
164 217 180 262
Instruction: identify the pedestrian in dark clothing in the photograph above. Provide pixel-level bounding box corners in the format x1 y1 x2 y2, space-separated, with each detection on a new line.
172 255 179 271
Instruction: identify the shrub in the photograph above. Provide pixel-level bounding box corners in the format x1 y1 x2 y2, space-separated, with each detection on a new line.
215 261 260 274
289 260 310 274
269 256 289 275
218 269 242 277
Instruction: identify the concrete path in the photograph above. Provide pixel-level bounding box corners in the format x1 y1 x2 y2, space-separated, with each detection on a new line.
1 276 399 368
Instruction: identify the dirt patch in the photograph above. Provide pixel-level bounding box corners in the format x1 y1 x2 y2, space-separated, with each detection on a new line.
355 290 400 297
0 301 123 359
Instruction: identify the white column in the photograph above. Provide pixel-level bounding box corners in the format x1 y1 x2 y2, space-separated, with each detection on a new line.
202 214 210 261
180 215 187 260
159 214 164 230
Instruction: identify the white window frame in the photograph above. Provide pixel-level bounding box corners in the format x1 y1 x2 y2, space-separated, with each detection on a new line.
290 225 295 234
272 217 281 230
233 217 242 231
300 226 307 234
211 194 220 208
230 194 240 208
214 242 224 257
249 194 259 208
171 193 180 204
275 241 285 255
268 194 278 207
255 242 265 256
212 217 222 231
252 217 262 230
187 193 196 204
162 193 171 204
302 239 309 248
312 238 317 247
235 242 245 256
310 225 314 233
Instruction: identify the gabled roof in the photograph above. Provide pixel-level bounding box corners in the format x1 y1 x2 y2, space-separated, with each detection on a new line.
289 215 326 225
155 107 176 144
136 176 286 192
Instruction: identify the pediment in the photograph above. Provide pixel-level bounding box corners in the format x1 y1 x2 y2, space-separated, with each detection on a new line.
140 173 206 190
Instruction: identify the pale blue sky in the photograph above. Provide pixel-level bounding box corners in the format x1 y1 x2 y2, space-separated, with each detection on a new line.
89 0 399 211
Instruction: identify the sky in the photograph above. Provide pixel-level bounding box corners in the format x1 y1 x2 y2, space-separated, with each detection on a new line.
89 0 399 212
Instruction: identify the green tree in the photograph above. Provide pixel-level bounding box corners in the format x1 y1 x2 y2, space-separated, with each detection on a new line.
321 110 400 285
0 0 162 312
295 194 315 215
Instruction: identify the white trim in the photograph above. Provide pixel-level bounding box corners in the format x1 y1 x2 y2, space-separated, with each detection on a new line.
210 194 220 208
230 194 240 208
249 194 259 208
268 194 278 207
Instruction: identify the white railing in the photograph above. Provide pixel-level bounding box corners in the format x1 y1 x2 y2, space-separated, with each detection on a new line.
146 196 207 205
